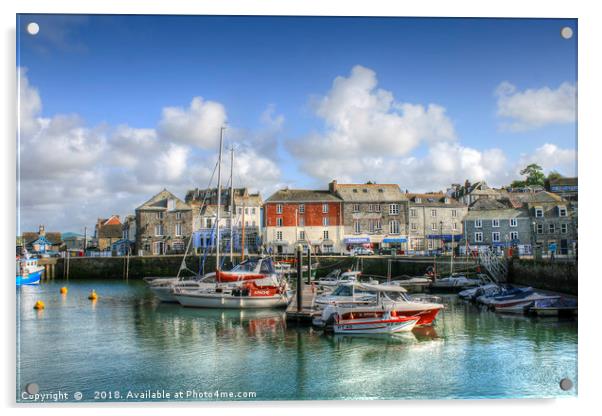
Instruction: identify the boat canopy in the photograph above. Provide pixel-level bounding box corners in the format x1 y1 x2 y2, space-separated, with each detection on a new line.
353 282 407 293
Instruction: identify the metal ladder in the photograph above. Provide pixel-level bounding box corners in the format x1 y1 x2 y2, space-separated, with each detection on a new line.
478 247 508 283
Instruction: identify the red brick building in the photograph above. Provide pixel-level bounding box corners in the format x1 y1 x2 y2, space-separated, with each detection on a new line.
263 189 344 254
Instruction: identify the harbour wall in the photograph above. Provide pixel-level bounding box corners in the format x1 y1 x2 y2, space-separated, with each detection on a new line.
507 258 578 295
54 255 477 280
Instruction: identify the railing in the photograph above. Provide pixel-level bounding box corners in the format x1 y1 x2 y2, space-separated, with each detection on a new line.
478 247 508 283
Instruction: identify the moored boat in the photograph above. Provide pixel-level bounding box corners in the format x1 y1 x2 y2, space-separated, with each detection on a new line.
331 308 420 334
16 253 44 286
529 298 578 317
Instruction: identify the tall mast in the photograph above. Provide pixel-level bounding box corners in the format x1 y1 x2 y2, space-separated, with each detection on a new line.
229 145 234 263
241 199 246 260
216 126 225 270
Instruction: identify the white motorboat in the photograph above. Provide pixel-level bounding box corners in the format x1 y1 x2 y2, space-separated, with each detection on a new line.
315 282 443 328
330 307 420 334
430 274 487 292
316 270 361 287
148 273 217 303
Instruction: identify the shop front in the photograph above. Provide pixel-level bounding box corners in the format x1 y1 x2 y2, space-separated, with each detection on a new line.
382 237 408 254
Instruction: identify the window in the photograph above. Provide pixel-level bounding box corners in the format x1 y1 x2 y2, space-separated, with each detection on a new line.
323 230 329 240
154 224 164 236
156 212 164 220
276 231 283 241
492 219 500 228
252 207 256 215
561 223 568 234
354 220 361 234
475 232 483 243
510 231 519 241
176 211 182 220
299 231 305 240
374 204 381 212
238 207 242 215
167 199 175 211
510 218 518 227
428 240 434 249
322 217 329 226
474 219 482 228
549 223 556 233
410 208 417 217
353 204 360 213
390 220 400 234
558 206 567 217
369 219 381 233
367 204 374 212
492 232 501 242
389 204 400 215
415 197 422 203
175 223 182 236
322 203 329 213
276 217 283 227
245 208 249 215
252 221 256 227
206 218 212 228
431 223 438 231
299 204 305 214
452 222 457 231
276 204 283 214
431 209 437 217
299 217 305 227
537 223 544 234
410 223 417 231
452 209 457 218
535 208 544 218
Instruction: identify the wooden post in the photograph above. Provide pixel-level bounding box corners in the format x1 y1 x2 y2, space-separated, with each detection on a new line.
306 249 312 285
296 245 303 313
387 259 391 283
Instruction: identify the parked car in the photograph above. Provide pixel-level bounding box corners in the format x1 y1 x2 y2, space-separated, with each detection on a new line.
351 247 374 256
378 248 404 256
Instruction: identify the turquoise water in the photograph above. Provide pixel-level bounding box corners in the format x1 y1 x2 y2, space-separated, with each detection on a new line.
17 280 577 402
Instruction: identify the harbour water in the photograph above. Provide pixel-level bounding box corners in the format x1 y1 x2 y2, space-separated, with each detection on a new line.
17 280 577 402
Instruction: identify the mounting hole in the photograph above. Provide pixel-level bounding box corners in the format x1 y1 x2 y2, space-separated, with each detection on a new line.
560 27 573 40
559 378 573 391
25 383 39 394
26 22 40 35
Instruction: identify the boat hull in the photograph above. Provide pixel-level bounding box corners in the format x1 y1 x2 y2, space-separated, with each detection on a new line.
175 292 290 309
149 286 179 303
334 317 419 334
16 269 42 286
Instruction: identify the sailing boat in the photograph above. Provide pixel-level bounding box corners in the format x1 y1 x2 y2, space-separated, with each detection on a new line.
173 127 291 309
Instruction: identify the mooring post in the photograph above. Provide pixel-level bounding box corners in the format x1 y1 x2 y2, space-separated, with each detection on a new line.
296 244 303 313
307 249 312 285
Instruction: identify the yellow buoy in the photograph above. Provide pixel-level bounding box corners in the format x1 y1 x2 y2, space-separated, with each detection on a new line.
88 290 98 301
60 287 68 295
34 300 45 310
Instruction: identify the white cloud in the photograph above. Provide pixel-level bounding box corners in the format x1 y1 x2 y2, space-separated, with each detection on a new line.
158 97 227 148
517 143 577 177
17 69 281 232
496 81 577 131
288 65 509 191
290 65 456 160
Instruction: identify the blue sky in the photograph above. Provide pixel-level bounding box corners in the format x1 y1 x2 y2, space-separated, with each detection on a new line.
17 15 577 232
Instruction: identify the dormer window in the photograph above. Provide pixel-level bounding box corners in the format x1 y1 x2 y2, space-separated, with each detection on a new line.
558 206 567 217
167 199 176 211
415 197 422 203
534 207 544 218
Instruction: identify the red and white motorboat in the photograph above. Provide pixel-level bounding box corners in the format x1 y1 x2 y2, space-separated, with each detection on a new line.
314 283 444 332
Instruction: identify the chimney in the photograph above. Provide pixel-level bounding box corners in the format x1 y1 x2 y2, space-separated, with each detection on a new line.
38 225 46 237
329 180 338 194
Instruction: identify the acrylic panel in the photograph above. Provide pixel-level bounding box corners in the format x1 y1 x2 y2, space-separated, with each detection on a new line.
16 14 578 403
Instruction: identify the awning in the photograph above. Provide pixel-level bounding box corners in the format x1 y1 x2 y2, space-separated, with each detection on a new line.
344 237 370 244
383 237 408 243
427 234 463 242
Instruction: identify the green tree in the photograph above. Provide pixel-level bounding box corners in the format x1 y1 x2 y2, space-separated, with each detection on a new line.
520 163 546 186
545 170 563 189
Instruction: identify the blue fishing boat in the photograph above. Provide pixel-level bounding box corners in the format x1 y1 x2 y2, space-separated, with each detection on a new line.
16 251 44 286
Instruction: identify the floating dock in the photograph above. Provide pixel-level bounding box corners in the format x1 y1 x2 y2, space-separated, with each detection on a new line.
286 284 320 324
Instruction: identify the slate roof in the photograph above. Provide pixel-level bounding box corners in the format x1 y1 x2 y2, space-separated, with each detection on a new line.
136 189 192 211
265 189 342 203
469 198 509 210
334 183 406 202
406 193 464 207
465 208 530 220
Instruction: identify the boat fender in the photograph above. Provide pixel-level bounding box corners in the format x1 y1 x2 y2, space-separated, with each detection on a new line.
88 290 98 300
34 300 45 310
60 287 68 295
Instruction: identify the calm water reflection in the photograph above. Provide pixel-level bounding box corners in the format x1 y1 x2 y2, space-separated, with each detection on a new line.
17 280 577 401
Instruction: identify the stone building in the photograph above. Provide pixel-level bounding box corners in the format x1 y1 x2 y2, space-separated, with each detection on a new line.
94 215 122 251
135 189 193 255
185 187 263 253
263 188 344 254
329 180 408 252
406 193 467 254
513 191 577 257
462 199 532 255
22 225 63 253
449 180 506 206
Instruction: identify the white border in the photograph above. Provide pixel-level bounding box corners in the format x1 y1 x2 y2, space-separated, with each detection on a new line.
2 1 600 415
